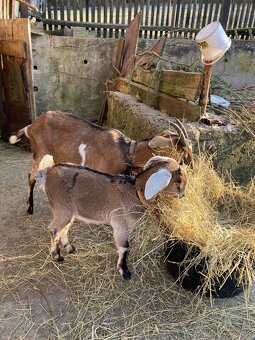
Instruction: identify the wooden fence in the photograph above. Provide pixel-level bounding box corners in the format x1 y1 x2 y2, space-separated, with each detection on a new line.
42 0 255 39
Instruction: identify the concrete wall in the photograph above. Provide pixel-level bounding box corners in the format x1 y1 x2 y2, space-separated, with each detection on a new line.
139 39 255 89
31 34 254 121
32 34 118 119
107 91 254 186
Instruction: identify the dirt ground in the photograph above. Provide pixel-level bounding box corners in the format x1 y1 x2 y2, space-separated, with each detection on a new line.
1 139 255 339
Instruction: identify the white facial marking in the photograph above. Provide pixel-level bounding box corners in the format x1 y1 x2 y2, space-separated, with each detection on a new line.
144 168 172 200
143 156 171 170
79 144 87 166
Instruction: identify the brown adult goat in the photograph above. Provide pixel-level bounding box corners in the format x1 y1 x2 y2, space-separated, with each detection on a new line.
9 110 193 214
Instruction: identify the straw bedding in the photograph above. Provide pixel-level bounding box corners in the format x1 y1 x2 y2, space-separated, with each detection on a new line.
1 140 255 338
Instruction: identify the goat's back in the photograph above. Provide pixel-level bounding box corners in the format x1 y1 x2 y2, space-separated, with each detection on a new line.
28 111 130 174
44 163 140 223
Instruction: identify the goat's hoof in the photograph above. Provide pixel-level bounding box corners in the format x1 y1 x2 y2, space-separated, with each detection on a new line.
55 254 64 262
122 268 131 280
27 205 33 214
66 245 76 254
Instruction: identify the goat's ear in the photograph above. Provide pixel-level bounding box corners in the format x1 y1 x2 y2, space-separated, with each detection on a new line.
148 136 170 149
144 168 172 201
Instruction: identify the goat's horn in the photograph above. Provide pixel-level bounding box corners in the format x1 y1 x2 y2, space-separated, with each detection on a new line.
169 121 186 145
174 118 189 139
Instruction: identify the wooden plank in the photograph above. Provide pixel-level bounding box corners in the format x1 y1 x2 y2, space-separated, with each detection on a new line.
0 39 27 58
248 0 255 27
139 0 144 37
155 0 161 39
121 11 141 78
12 19 35 121
103 0 108 38
220 0 232 29
67 0 70 21
0 57 4 131
47 0 52 31
202 0 210 28
212 0 221 22
159 0 166 37
116 78 201 121
144 0 149 38
128 0 132 25
150 0 156 39
109 0 113 38
132 66 202 101
114 37 125 73
53 0 58 30
80 0 84 22
243 0 252 28
115 0 120 38
121 0 125 37
136 33 167 66
97 0 102 37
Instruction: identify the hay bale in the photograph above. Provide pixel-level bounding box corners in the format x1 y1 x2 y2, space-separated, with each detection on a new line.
144 155 255 299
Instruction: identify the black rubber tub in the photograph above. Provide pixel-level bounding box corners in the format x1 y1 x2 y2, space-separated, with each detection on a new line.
165 240 244 298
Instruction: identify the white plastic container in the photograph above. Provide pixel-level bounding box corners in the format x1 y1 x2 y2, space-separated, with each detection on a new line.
195 21 231 65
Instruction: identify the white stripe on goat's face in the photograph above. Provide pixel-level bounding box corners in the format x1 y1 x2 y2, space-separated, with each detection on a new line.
79 144 87 166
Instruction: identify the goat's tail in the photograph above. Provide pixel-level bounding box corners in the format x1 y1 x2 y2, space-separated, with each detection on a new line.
9 125 31 144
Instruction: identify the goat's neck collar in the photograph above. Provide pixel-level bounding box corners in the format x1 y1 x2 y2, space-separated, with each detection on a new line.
128 140 137 164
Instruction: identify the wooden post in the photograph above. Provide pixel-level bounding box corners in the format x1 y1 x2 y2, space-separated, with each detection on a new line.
199 63 212 117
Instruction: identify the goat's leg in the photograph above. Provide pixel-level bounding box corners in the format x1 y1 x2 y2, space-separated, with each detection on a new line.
48 215 74 262
60 222 76 254
27 154 54 214
27 172 36 214
27 155 44 214
112 225 131 279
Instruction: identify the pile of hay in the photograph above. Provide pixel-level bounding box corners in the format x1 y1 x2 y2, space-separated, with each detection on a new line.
144 154 255 299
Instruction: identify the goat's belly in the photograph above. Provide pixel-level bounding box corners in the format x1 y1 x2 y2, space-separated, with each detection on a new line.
75 214 107 226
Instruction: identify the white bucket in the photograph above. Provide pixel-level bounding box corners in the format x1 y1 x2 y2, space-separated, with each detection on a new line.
195 21 231 65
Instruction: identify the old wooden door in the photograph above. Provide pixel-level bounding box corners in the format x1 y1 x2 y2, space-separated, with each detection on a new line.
0 18 35 141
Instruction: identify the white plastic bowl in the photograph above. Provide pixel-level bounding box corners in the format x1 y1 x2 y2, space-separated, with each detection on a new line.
195 21 231 65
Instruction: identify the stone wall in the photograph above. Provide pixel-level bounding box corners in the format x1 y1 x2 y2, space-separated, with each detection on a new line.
32 33 118 119
107 91 254 185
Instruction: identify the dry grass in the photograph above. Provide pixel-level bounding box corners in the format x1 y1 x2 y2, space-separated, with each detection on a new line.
1 142 255 339
144 154 255 302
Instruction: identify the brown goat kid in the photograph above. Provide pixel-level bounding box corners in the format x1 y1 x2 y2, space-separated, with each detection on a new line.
36 156 187 279
9 110 193 214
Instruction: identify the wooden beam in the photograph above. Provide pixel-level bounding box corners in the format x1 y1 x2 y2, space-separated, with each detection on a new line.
121 12 141 77
16 0 38 12
116 78 201 121
199 64 212 117
114 38 125 74
0 39 27 58
132 66 203 102
136 34 167 66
